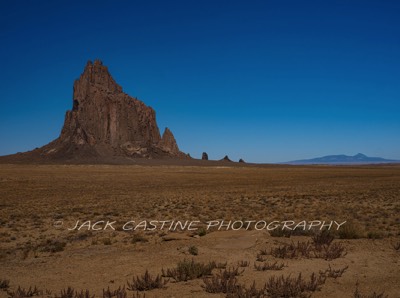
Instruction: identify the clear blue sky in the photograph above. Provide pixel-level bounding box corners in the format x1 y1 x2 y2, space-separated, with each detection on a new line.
0 0 399 163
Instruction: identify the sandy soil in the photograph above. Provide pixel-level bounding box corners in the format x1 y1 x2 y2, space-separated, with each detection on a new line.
0 164 399 297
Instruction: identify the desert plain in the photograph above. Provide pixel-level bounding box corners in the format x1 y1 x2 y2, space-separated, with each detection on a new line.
0 163 399 297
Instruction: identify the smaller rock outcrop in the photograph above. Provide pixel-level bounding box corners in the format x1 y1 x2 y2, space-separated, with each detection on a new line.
159 128 180 154
239 158 245 163
221 155 232 162
202 152 208 160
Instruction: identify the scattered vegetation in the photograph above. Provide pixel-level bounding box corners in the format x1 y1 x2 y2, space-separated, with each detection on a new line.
161 259 216 282
254 261 285 271
127 270 168 291
312 230 334 248
0 279 10 290
188 245 198 256
315 242 347 260
269 239 346 260
202 274 239 294
270 241 312 259
205 271 327 297
7 286 41 298
338 223 364 239
256 253 267 262
62 288 94 298
102 286 127 298
319 265 349 279
238 260 250 267
38 239 66 253
59 287 76 298
265 272 326 298
226 281 267 298
197 227 207 237
218 266 245 278
1 165 399 297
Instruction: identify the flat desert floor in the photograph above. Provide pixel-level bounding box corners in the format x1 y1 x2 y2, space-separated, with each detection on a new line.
0 164 399 297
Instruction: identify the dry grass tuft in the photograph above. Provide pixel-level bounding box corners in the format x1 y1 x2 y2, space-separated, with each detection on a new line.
162 259 216 282
319 265 349 279
269 239 346 260
254 261 285 271
102 286 129 298
8 286 42 298
0 279 10 290
265 272 326 298
127 270 168 291
202 274 239 294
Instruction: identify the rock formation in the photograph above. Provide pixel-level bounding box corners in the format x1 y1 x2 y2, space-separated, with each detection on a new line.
202 152 208 160
239 158 245 163
12 60 188 162
221 155 232 162
159 128 180 155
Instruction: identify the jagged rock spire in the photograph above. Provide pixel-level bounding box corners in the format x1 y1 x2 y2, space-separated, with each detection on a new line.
33 60 187 160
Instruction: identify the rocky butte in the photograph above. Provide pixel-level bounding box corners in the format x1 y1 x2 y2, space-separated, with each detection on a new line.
8 60 188 162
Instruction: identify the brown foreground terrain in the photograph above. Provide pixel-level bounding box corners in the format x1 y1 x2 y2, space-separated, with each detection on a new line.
0 164 399 297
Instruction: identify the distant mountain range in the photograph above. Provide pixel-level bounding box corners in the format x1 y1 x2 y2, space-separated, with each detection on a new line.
284 153 399 165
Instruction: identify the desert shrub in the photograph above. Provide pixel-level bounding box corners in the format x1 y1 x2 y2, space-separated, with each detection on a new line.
256 253 266 262
219 266 245 278
0 279 10 290
202 274 239 294
8 286 42 297
270 241 313 259
319 265 348 279
338 222 364 239
127 270 168 291
312 230 334 248
74 289 94 298
238 260 250 267
265 273 326 298
254 261 285 271
270 244 296 259
188 245 198 256
38 239 66 253
270 239 346 260
296 241 314 258
162 259 216 281
60 287 75 298
314 242 347 260
226 281 268 298
197 227 207 236
103 286 127 298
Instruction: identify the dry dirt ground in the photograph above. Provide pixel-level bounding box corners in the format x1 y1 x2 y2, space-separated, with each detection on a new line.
0 164 399 297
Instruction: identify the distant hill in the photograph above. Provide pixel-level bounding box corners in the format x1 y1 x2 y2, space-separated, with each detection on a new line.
285 153 399 165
